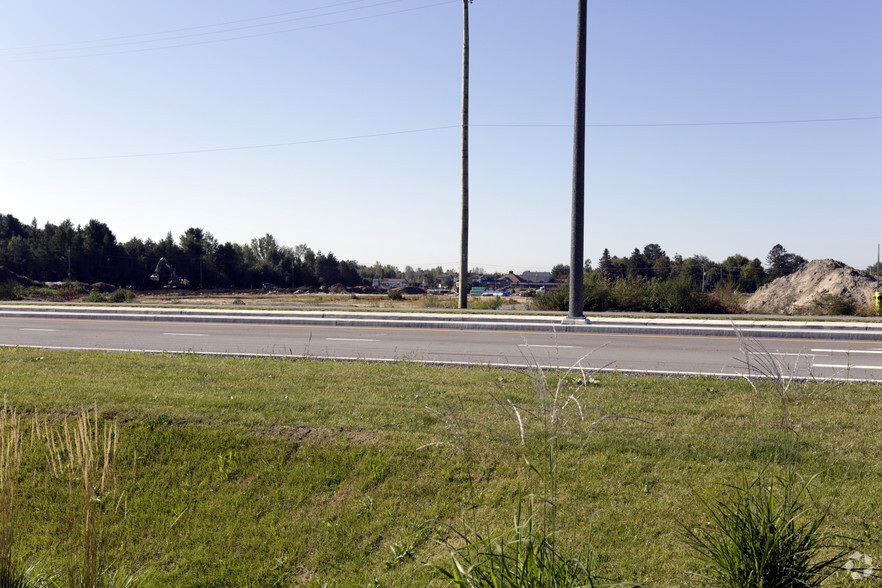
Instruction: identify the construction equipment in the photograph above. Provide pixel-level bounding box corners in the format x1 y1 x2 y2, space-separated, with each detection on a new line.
150 257 190 288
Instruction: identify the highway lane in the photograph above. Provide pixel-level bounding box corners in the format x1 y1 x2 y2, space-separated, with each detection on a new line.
4 313 882 381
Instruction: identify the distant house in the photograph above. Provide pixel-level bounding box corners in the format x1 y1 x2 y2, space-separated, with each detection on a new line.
481 271 556 291
521 271 553 284
497 272 526 284
380 278 407 288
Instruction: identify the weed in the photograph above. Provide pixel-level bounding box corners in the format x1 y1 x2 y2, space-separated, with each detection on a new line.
683 469 849 587
426 350 644 585
54 283 82 302
683 331 857 586
0 402 23 585
39 406 122 587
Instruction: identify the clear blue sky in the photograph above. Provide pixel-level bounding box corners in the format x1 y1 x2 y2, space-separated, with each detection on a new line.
2 0 880 273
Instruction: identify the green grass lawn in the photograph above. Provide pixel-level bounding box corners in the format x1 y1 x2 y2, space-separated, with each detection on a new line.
0 347 879 586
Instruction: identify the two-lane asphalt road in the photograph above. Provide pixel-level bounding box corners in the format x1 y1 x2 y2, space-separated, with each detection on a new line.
4 308 882 381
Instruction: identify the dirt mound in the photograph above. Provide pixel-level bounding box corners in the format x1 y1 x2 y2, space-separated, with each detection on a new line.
743 259 877 314
90 282 117 293
393 286 426 295
327 283 348 294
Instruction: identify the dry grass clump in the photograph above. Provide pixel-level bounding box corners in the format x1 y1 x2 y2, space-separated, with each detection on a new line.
0 403 23 583
36 406 120 587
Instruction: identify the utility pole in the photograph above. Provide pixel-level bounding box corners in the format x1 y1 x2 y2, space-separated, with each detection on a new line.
567 0 588 322
458 0 471 309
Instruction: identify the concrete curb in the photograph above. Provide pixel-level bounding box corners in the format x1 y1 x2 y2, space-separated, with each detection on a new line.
3 305 882 341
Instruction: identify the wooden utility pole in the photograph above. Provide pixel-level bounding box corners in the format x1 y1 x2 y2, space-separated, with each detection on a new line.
458 0 471 309
568 0 587 320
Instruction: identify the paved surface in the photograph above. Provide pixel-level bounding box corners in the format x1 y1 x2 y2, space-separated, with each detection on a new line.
3 305 882 381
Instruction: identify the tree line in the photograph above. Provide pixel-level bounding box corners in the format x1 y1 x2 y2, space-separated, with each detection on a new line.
535 243 809 314
0 213 461 290
2 213 809 295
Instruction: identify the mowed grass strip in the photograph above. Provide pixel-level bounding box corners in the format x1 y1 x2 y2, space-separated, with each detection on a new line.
0 347 880 586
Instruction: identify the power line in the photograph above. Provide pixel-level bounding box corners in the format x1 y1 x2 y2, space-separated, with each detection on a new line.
18 115 875 162
0 0 386 52
0 0 457 62
477 116 882 128
53 127 461 161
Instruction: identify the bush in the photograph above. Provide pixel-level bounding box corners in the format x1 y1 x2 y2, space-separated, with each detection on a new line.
54 282 83 301
609 276 648 311
387 290 404 301
809 292 857 316
0 280 23 301
108 289 135 303
85 289 107 303
532 287 568 311
470 296 506 310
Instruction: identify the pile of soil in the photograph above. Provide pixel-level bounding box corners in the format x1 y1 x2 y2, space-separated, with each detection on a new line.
393 286 427 295
743 259 877 314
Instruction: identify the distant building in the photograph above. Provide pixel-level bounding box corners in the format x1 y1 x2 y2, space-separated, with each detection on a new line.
521 271 553 284
380 278 407 288
483 271 555 291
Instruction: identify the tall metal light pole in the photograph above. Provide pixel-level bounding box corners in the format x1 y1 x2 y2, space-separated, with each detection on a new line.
567 0 588 321
458 0 471 309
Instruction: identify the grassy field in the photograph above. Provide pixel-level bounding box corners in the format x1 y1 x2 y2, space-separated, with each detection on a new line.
0 347 879 586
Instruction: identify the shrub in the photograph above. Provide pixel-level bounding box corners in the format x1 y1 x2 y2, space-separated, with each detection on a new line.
583 273 612 311
85 289 107 303
108 289 135 303
55 282 83 301
809 291 856 316
609 276 648 311
387 290 404 301
0 280 23 301
471 296 505 310
532 287 568 311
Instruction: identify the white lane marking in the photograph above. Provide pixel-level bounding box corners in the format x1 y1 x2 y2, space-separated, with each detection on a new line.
163 333 207 337
812 349 882 355
327 338 380 342
518 344 581 349
747 351 818 358
5 343 882 383
20 328 58 332
815 364 881 370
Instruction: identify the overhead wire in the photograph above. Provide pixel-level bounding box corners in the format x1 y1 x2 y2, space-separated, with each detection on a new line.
0 0 457 62
0 0 389 52
13 116 873 162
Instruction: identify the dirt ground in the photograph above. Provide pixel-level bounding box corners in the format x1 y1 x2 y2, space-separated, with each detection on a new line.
742 259 878 314
133 290 534 311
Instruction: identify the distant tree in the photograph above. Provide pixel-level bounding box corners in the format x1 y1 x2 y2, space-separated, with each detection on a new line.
766 244 806 281
738 258 766 293
653 255 672 281
720 254 749 286
315 251 341 286
598 248 612 276
628 248 649 279
551 263 569 280
584 258 592 272
642 243 666 264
